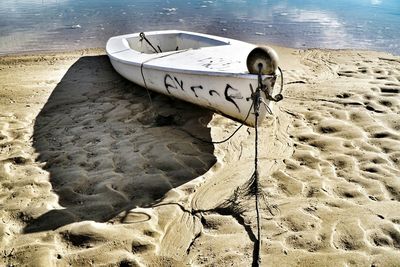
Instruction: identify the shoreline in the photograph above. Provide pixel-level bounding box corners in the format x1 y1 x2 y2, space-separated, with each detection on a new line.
0 47 106 60
1 41 399 58
1 46 400 266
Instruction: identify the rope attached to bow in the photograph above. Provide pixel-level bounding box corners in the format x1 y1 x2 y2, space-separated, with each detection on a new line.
139 32 162 54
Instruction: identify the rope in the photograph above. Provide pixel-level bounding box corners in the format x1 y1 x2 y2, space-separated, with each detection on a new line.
183 67 284 145
253 65 263 266
254 108 262 266
182 102 253 144
176 64 284 265
278 67 284 95
252 63 284 265
139 47 189 106
139 32 159 54
140 62 153 105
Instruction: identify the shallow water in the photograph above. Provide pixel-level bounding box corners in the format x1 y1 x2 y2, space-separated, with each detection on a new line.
0 0 399 55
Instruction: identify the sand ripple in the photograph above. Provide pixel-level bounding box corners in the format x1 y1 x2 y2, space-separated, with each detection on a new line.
1 48 400 266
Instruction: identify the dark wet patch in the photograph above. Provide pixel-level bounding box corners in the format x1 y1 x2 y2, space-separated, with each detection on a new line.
119 260 137 267
379 100 393 107
131 240 154 254
364 167 379 173
61 232 96 248
336 93 351 98
154 114 177 126
380 87 399 94
369 195 378 201
319 126 337 134
10 156 28 165
374 132 391 138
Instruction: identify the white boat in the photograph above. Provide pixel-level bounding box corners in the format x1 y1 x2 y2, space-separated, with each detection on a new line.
106 30 281 127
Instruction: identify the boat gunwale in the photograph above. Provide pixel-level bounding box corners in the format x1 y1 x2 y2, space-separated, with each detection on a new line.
106 30 276 79
108 52 276 79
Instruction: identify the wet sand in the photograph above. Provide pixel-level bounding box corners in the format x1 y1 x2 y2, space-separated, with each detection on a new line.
0 47 400 266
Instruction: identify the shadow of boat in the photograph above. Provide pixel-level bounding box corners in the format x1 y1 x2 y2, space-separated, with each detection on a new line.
25 55 216 233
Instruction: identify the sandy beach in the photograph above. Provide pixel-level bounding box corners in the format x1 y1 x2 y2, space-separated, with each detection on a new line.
1 46 400 266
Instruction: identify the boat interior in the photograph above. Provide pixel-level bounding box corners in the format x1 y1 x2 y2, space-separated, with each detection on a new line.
126 32 229 54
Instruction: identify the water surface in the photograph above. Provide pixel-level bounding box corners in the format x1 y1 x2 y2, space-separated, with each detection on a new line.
0 0 399 55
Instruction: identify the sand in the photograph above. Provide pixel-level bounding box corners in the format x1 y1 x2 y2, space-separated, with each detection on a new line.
0 46 400 266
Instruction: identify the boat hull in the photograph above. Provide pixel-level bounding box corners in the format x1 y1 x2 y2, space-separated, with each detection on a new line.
107 30 278 126
110 59 269 125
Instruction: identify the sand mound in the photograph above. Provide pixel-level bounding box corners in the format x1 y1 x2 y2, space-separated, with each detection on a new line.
0 48 399 266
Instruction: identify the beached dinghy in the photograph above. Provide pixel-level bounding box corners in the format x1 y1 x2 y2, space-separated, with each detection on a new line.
106 30 282 126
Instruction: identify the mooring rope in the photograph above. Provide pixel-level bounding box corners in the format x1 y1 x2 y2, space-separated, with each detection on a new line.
183 66 282 265
186 67 283 146
181 102 253 144
253 66 263 266
139 45 189 106
137 37 285 264
139 32 160 54
140 60 153 106
251 64 284 266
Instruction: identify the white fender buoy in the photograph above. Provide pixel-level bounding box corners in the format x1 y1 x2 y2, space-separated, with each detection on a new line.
246 46 279 75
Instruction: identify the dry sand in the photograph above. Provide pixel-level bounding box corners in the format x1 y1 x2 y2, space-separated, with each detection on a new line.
0 46 400 266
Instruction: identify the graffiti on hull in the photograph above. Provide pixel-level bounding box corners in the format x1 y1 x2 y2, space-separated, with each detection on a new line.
163 74 247 112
